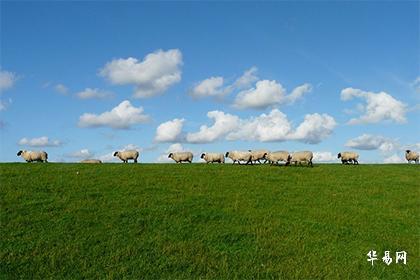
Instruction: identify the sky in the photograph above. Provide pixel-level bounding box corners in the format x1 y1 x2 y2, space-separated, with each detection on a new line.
1 1 419 163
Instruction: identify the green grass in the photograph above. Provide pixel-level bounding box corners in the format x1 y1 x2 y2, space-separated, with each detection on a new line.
1 163 419 279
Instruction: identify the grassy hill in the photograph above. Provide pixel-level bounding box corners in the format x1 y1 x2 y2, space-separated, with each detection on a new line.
1 163 419 279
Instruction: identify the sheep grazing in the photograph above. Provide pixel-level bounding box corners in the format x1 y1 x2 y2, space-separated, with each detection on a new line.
225 151 253 165
80 159 102 163
168 152 193 163
113 150 139 163
17 150 48 163
200 153 225 164
337 151 359 165
287 151 313 167
249 149 269 164
405 150 419 164
266 151 289 165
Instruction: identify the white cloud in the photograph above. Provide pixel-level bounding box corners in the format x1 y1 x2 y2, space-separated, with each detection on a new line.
68 149 93 159
186 109 336 144
156 143 185 162
121 143 141 151
76 88 113 99
410 76 420 94
233 80 312 110
186 111 240 143
0 70 17 93
100 49 183 98
155 118 185 143
345 134 398 152
18 136 62 147
78 100 150 129
190 77 225 98
233 67 259 89
313 152 336 162
54 84 69 95
340 88 407 124
383 154 405 163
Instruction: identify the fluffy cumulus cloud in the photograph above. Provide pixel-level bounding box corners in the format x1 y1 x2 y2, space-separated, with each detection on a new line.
18 136 62 147
155 118 185 143
345 134 398 152
233 80 312 110
100 49 183 98
190 67 259 99
313 152 336 162
78 100 150 129
340 88 407 124
76 88 113 99
181 109 335 144
68 149 93 159
187 111 240 143
0 70 17 93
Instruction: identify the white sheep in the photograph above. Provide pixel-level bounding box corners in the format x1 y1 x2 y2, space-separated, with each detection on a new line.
249 149 269 164
200 152 225 164
337 151 359 165
225 151 253 165
405 150 419 164
17 150 48 163
80 159 102 163
266 151 289 165
113 150 139 163
168 152 193 163
287 151 313 167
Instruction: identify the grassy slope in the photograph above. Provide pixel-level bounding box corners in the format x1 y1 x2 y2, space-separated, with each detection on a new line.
1 163 419 279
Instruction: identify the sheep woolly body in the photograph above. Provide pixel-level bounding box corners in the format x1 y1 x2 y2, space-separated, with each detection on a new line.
168 152 193 163
225 151 252 165
405 150 419 163
201 153 225 163
338 151 359 164
80 159 102 163
249 150 269 163
113 150 139 163
17 150 48 163
266 151 289 165
287 151 313 166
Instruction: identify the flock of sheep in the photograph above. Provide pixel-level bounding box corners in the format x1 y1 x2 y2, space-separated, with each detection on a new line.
16 149 420 165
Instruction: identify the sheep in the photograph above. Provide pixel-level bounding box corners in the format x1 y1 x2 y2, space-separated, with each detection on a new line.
225 151 253 165
287 151 313 167
266 151 289 165
248 149 269 164
113 150 139 163
80 159 102 163
17 150 48 163
405 150 419 164
168 152 193 163
200 152 225 164
337 151 359 165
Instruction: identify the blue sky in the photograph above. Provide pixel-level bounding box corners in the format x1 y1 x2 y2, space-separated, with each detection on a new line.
1 1 419 163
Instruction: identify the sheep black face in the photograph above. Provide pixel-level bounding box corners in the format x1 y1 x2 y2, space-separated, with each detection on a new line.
263 152 268 158
225 152 229 157
200 153 205 159
168 153 173 158
113 151 118 157
406 150 411 154
337 153 341 159
17 150 23 156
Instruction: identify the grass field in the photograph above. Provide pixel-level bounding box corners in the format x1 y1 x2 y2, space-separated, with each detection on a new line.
1 163 419 279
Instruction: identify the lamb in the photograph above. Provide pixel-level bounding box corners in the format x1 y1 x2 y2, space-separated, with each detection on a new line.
200 152 225 163
168 152 193 163
266 151 289 165
337 151 359 165
17 150 48 163
287 151 313 167
249 149 269 164
80 159 102 163
405 150 419 164
225 151 253 165
113 150 139 163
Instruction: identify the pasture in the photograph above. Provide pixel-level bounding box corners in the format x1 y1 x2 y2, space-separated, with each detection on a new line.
1 163 419 279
